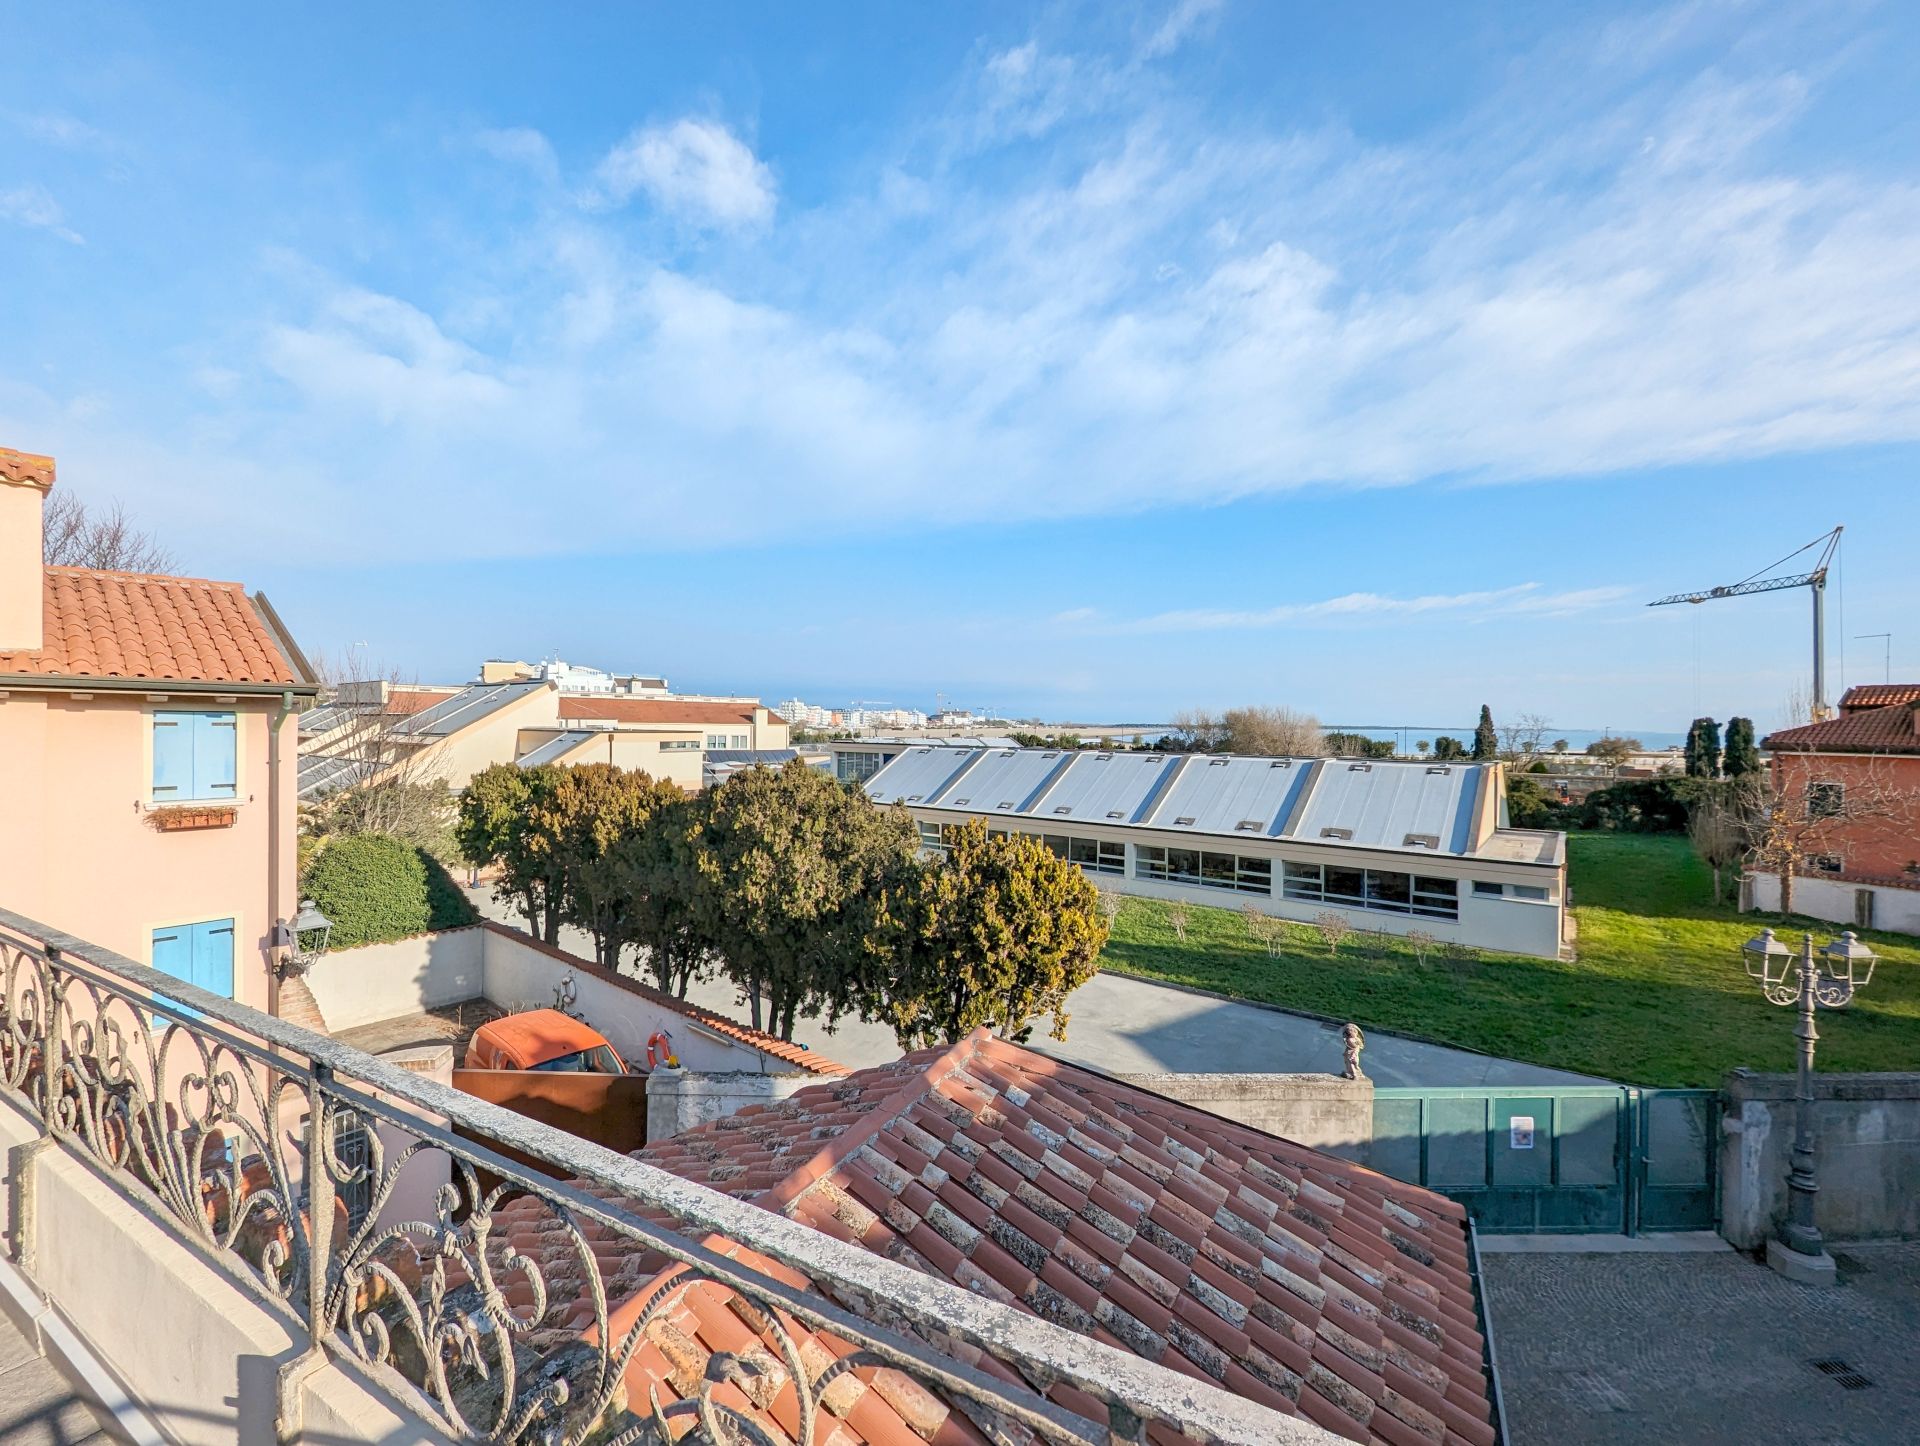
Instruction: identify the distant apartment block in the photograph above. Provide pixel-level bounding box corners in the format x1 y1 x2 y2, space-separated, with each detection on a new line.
300 669 793 801
0 446 318 1013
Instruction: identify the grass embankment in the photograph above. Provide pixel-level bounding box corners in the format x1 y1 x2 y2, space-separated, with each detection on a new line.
1098 832 1920 1086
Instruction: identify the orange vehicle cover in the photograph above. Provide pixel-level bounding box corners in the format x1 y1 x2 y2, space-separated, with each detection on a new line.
465 1009 614 1071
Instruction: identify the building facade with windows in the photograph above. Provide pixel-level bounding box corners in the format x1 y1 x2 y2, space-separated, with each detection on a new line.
1750 685 1920 933
865 743 1568 957
0 446 318 1014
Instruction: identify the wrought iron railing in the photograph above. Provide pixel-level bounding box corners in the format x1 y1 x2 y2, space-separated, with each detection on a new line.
0 906 1313 1445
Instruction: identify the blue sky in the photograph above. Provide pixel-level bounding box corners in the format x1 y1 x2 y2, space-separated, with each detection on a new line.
3 1 1916 732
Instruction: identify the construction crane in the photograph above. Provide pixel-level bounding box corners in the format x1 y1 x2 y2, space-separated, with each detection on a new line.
1648 526 1843 722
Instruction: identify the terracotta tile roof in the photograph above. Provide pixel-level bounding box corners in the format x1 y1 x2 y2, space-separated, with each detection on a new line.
1765 703 1920 756
0 447 55 490
1839 683 1920 713
0 567 301 685
385 687 455 716
494 1031 1494 1445
476 924 850 1076
560 697 766 727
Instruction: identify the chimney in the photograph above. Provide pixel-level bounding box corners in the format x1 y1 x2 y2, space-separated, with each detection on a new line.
0 447 54 654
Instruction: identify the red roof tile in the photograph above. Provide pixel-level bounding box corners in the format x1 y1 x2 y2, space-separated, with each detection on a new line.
494 1031 1495 1445
0 447 55 490
1764 702 1920 756
560 697 766 727
0 567 301 685
1840 684 1920 713
385 687 455 716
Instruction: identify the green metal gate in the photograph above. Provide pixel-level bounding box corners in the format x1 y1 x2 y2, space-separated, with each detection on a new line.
1371 1086 1718 1235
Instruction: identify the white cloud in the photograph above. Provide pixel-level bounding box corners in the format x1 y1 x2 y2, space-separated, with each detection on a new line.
0 184 82 244
15 3 1920 571
592 118 775 227
1055 584 1634 636
1140 0 1226 61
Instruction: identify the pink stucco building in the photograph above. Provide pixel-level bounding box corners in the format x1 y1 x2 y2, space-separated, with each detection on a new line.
0 446 318 1015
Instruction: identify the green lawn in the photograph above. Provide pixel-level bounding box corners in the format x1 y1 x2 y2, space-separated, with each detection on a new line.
1098 833 1920 1086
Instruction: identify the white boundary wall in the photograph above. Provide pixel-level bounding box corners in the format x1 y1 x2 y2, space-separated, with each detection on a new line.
1745 872 1920 936
313 926 838 1078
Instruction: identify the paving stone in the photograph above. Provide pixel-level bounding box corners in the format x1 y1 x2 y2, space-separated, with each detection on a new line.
1482 1242 1920 1446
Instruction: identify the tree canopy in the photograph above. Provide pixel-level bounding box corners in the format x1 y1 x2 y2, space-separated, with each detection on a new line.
456 762 568 943
1684 717 1722 778
690 760 920 1039
868 820 1109 1050
1472 705 1497 761
1722 717 1761 778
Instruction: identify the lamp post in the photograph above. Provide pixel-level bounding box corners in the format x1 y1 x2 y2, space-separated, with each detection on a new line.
1739 927 1877 1285
274 900 334 979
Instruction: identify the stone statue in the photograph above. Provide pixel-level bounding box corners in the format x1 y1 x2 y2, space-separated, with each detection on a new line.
1342 1022 1366 1080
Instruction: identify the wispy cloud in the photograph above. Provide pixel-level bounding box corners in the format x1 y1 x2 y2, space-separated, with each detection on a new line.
1055 584 1634 635
8 2 1920 568
590 118 775 227
0 184 82 244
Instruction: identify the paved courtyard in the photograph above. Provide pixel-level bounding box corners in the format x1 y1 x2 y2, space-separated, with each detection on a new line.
474 894 1608 1086
1482 1242 1920 1446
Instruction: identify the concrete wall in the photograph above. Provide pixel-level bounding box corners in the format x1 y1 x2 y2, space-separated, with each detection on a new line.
476 927 828 1075
1745 870 1920 936
315 925 844 1078
1718 1069 1920 1249
0 690 298 1015
645 1067 813 1140
1116 1073 1372 1162
307 927 486 1030
0 1093 445 1443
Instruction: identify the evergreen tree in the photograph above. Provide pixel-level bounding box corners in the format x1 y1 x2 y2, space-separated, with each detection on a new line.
689 760 919 1040
1432 735 1468 761
1684 717 1722 779
1472 705 1497 761
1722 717 1761 778
869 820 1109 1050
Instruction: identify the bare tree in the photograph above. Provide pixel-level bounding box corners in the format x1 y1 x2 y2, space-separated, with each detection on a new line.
1405 929 1437 966
300 651 451 853
1241 902 1284 957
1586 736 1641 775
1733 758 1920 917
42 492 175 573
1497 713 1553 768
1313 910 1352 957
1221 705 1326 758
1166 709 1227 752
1165 899 1190 942
1094 885 1125 930
1688 783 1746 904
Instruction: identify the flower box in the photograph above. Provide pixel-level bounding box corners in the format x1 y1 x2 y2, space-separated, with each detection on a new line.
150 806 238 832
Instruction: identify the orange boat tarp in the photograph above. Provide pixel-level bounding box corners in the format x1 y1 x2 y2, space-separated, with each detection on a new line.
465 1009 613 1071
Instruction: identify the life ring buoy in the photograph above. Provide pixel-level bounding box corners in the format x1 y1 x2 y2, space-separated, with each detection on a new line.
646 1031 677 1069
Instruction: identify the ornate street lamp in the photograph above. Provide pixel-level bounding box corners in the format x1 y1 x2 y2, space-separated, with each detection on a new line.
1739 926 1877 1285
274 900 334 979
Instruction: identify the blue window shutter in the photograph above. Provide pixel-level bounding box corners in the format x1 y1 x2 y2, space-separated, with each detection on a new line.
192 920 235 999
194 713 238 799
151 927 189 984
152 712 193 799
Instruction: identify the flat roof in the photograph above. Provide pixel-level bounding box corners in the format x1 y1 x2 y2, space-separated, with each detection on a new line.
864 746 1561 865
391 681 548 739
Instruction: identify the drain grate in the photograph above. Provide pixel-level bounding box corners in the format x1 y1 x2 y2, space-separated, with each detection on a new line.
1809 1358 1874 1390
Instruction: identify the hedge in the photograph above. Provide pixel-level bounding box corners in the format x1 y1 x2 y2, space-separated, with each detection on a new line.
301 833 477 949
